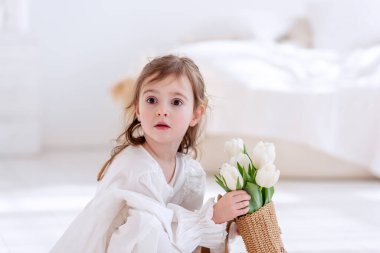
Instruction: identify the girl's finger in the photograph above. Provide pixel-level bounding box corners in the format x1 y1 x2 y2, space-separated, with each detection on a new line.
235 201 250 210
237 206 250 216
230 190 247 196
233 193 251 203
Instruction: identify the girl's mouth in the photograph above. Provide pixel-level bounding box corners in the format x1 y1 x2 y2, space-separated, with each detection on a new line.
154 123 170 129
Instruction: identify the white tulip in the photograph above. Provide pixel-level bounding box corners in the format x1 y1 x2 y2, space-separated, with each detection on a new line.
251 141 276 169
255 163 280 188
219 163 243 190
230 153 251 171
224 138 244 157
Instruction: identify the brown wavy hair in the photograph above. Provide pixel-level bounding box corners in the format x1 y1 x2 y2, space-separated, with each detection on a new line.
97 55 208 181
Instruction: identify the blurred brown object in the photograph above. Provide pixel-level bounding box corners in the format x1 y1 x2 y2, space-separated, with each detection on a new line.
278 16 313 48
110 77 136 108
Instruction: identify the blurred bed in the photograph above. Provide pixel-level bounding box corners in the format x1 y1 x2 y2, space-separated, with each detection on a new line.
166 0 380 179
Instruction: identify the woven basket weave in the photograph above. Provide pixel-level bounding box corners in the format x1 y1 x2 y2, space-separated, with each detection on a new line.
235 202 286 253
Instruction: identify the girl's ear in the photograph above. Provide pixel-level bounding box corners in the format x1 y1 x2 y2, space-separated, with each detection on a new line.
190 105 205 127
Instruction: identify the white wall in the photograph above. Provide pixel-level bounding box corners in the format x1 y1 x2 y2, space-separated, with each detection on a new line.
6 0 311 152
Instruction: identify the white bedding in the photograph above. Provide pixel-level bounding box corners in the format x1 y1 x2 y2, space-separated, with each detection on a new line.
171 41 380 176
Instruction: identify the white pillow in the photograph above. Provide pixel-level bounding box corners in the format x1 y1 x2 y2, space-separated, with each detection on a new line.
307 0 380 51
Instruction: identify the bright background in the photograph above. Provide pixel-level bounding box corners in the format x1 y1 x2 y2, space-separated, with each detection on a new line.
1 0 380 252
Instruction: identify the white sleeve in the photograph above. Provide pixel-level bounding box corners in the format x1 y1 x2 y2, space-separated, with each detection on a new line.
167 199 227 252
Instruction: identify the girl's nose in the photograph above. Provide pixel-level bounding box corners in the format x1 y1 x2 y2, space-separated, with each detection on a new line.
156 109 168 117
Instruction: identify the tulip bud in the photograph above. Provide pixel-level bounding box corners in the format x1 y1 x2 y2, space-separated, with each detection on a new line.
255 163 280 188
224 138 244 157
230 153 251 171
251 141 275 170
219 163 243 190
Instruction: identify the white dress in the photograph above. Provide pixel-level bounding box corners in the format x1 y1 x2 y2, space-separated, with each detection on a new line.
50 145 227 253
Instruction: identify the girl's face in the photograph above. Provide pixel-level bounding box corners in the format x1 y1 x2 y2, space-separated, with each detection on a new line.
136 74 203 147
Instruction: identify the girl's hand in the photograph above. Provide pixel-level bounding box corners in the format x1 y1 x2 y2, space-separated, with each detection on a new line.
212 190 251 224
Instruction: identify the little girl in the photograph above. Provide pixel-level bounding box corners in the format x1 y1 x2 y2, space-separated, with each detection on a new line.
51 55 251 253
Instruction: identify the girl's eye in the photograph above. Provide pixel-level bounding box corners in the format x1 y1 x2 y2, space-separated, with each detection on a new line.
146 97 157 104
172 99 183 106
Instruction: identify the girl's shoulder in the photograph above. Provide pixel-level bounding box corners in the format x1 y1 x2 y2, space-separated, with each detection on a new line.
178 153 206 178
118 144 151 161
178 153 206 195
106 145 159 179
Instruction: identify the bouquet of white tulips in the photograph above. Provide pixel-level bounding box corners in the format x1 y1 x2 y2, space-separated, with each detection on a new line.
215 138 285 253
215 138 280 213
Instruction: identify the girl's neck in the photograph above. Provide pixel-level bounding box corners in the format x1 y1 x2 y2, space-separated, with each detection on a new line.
142 140 177 164
142 140 178 183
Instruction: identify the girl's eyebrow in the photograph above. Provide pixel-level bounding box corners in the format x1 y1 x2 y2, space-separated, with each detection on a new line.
142 89 157 96
172 92 189 101
142 89 189 101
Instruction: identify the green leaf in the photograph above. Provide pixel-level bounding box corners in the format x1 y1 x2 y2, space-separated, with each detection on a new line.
268 186 275 202
216 180 228 192
236 162 248 187
236 162 244 178
214 175 230 192
221 176 232 192
247 165 257 185
246 153 257 171
262 187 268 204
262 186 275 204
236 177 242 190
247 164 254 182
244 182 263 213
214 174 222 184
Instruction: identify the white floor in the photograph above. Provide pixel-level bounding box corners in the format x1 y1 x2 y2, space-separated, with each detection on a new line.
0 149 380 253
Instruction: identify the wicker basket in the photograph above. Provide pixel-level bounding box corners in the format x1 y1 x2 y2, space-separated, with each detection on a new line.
235 202 286 253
